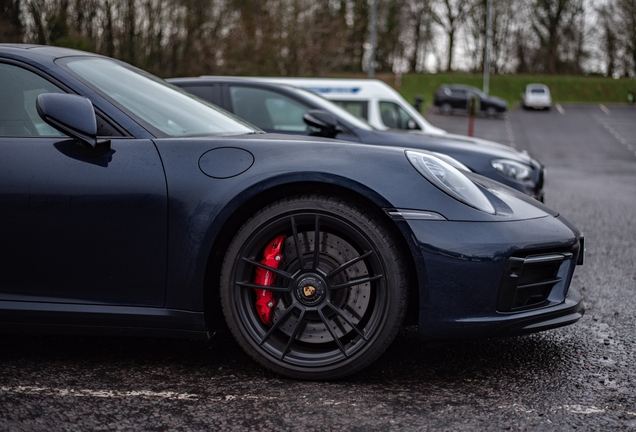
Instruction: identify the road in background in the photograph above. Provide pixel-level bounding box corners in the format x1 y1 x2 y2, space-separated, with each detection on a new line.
1 106 635 430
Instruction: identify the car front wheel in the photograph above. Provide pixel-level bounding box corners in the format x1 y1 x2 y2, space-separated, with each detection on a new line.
219 195 408 380
485 106 498 118
439 102 453 115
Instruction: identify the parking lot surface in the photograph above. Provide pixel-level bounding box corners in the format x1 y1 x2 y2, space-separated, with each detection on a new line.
2 105 636 431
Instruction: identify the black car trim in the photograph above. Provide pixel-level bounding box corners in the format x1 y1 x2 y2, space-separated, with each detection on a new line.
385 209 447 221
492 290 584 337
0 300 207 334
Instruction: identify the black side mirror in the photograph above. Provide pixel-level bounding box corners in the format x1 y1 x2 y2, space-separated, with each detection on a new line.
36 93 99 147
303 110 340 138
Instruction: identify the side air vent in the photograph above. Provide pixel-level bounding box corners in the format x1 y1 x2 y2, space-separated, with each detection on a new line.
497 252 573 312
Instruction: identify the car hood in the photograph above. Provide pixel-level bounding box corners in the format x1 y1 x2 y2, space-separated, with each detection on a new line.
486 96 508 107
181 133 555 223
410 130 524 153
360 129 537 166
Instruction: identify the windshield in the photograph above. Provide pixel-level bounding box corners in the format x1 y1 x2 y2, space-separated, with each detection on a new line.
62 57 258 137
287 86 374 131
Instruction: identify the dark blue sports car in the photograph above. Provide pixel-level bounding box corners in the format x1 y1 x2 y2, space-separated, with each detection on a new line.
0 45 584 380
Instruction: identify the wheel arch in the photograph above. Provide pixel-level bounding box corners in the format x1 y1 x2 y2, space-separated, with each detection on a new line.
201 177 421 332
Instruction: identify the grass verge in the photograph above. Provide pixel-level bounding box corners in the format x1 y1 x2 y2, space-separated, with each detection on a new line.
392 73 636 108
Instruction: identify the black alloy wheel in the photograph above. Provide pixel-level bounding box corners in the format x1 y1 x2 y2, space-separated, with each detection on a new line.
219 196 408 380
440 103 453 115
485 106 498 118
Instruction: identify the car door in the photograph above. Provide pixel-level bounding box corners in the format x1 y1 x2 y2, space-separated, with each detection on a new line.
221 84 362 144
0 62 168 307
450 89 468 109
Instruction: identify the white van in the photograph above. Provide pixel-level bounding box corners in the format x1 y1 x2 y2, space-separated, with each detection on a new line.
237 77 447 135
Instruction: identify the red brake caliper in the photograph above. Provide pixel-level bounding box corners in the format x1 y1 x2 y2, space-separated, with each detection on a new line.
253 234 286 325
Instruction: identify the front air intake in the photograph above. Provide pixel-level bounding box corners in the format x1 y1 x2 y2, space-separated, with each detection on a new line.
497 252 573 312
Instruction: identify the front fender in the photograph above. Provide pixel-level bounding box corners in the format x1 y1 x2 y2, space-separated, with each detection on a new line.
152 135 554 312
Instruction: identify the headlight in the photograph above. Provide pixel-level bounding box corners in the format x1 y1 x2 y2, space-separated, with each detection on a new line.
491 159 532 181
406 151 495 214
431 152 472 172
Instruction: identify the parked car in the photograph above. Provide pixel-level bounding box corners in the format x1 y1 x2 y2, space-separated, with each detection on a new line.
169 77 545 200
0 44 584 380
434 84 508 117
224 77 447 134
522 84 552 110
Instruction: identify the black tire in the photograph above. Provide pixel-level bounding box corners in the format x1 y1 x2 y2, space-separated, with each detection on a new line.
485 106 497 118
219 195 408 380
439 103 453 115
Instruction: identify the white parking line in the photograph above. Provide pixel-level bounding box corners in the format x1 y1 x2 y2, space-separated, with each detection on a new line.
555 104 565 114
0 385 202 400
592 114 635 159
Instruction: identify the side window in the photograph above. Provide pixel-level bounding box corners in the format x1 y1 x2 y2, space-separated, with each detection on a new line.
378 101 421 131
332 100 368 120
0 63 66 137
177 85 215 104
229 86 310 132
451 89 467 98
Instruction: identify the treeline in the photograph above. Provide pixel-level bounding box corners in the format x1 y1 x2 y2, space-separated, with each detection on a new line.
1 0 635 78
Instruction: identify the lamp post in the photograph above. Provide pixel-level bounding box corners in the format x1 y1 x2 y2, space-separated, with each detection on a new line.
483 0 492 94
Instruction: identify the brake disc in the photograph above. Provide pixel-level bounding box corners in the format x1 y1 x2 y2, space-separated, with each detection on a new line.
271 231 371 343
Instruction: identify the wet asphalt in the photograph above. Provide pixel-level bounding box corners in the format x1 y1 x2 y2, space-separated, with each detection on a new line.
1 104 635 431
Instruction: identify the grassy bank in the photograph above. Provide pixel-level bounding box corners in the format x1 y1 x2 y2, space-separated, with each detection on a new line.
393 73 636 108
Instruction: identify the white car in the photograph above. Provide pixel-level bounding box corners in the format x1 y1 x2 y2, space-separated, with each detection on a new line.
522 84 552 110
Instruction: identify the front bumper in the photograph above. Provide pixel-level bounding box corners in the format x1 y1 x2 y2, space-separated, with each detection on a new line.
396 215 584 342
490 288 583 337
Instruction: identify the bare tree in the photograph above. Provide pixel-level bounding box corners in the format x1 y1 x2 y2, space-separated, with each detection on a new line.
596 2 619 77
465 0 518 73
26 0 49 44
350 0 370 72
616 0 636 77
101 0 115 57
531 0 585 74
374 0 406 72
1 0 24 42
403 0 434 72
15 0 619 77
432 0 472 72
291 1 350 76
